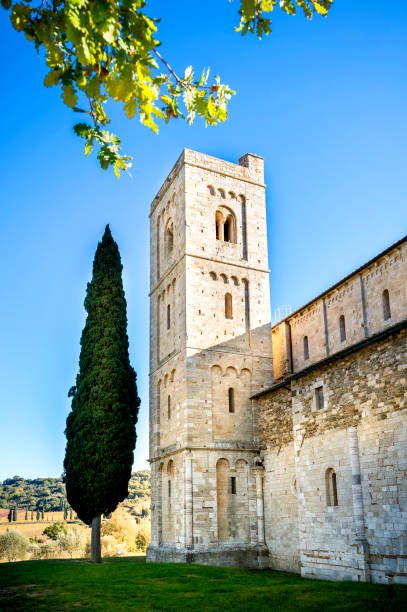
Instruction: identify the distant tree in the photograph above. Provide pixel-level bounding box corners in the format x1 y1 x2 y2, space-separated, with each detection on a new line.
69 509 73 520
31 510 34 521
7 509 12 523
0 530 30 562
64 507 68 521
13 507 17 522
36 509 40 521
43 521 68 541
64 226 140 562
25 508 28 521
41 507 44 520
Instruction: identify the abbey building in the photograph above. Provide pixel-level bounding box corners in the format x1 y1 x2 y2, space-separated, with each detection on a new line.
146 149 407 584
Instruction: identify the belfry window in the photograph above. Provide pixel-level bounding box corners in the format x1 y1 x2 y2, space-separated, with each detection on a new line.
303 336 309 361
215 208 236 243
228 388 235 413
339 315 346 342
167 395 171 420
325 468 338 506
231 476 236 495
225 293 233 319
382 289 391 320
167 304 171 330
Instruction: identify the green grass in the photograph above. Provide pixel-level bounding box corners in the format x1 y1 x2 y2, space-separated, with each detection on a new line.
0 556 405 611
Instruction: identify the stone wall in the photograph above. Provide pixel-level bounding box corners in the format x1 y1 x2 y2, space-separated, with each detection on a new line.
257 324 407 583
272 237 407 379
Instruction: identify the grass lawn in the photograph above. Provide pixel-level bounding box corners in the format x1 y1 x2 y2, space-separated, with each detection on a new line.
0 556 405 611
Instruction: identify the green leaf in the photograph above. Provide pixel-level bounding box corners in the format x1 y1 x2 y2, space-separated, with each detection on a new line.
44 69 61 87
62 83 78 109
313 2 328 15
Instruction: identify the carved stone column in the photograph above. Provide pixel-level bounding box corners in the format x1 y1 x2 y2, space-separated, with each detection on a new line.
185 451 193 550
348 426 370 582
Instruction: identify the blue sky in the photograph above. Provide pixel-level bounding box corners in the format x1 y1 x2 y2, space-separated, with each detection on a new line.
0 1 406 480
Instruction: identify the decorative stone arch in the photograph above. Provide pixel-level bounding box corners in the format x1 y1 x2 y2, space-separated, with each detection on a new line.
207 185 215 196
216 458 230 542
211 364 223 382
225 365 238 378
218 188 225 199
209 271 217 280
228 191 236 199
170 368 176 382
231 275 239 286
220 273 228 284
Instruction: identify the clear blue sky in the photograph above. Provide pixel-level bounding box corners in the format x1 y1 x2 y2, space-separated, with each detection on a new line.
0 1 406 480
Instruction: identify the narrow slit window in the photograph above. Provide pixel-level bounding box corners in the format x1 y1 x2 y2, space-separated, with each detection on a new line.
326 468 338 507
167 395 171 420
303 336 309 361
168 479 171 498
228 388 235 413
225 293 233 319
167 304 171 330
315 385 324 410
339 315 346 342
382 289 391 320
231 476 236 495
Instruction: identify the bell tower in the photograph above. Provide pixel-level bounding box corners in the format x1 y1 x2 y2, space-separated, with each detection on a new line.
147 149 273 567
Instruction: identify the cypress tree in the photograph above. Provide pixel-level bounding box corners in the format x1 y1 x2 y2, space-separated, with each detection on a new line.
41 507 44 520
31 510 34 521
36 509 40 521
25 508 28 521
13 507 17 521
69 508 72 520
64 225 140 563
8 509 12 523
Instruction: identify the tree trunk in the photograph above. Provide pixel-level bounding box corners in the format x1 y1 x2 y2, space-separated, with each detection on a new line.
90 515 101 563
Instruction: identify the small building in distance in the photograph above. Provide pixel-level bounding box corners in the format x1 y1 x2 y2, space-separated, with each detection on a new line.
147 149 407 584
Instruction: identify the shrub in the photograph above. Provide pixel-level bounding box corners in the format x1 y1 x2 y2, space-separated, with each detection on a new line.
36 539 60 559
101 535 120 557
43 521 68 540
0 530 30 562
57 526 87 558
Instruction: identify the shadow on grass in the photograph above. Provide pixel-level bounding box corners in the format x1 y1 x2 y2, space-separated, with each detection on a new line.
0 556 405 611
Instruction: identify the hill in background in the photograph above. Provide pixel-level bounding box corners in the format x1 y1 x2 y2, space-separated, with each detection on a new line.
0 471 150 519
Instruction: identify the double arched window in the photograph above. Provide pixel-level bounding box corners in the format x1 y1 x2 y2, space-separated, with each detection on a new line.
215 207 236 243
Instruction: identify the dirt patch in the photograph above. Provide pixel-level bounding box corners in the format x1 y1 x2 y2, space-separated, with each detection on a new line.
0 584 51 600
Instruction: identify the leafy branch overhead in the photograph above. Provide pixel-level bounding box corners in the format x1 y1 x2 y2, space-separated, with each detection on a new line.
2 0 333 176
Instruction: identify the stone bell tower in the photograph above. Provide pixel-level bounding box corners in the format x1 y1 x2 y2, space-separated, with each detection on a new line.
146 149 273 567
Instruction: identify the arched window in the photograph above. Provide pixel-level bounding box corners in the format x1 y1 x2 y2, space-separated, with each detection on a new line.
303 336 309 361
225 293 233 319
209 271 217 281
165 220 174 256
339 315 346 342
215 207 236 243
167 395 171 420
325 468 338 507
167 304 171 330
382 289 391 320
228 387 235 413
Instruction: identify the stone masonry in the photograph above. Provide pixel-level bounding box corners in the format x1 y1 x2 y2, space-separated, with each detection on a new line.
147 149 407 583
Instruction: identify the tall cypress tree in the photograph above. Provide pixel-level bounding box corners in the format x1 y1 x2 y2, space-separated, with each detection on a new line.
64 225 140 563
